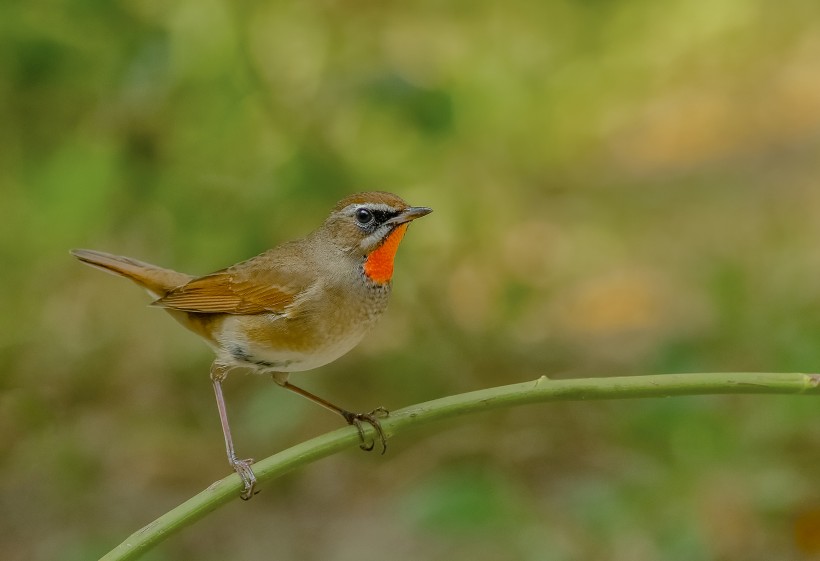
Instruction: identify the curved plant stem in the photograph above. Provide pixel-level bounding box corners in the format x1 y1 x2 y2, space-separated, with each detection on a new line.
99 372 820 561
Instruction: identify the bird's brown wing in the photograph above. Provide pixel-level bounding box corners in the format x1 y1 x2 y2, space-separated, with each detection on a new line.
152 265 306 315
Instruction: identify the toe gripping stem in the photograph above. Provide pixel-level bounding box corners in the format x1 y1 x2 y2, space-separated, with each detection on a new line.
231 457 258 501
342 407 389 454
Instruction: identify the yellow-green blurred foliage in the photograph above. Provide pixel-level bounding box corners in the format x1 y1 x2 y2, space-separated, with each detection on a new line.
3 1 820 560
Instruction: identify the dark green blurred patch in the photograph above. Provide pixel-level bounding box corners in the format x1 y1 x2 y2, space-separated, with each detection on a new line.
367 72 453 135
502 280 535 319
619 398 737 469
652 339 710 373
398 465 523 534
559 474 711 559
277 142 353 199
11 38 68 89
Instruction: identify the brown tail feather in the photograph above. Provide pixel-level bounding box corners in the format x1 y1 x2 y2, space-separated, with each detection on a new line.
70 249 192 298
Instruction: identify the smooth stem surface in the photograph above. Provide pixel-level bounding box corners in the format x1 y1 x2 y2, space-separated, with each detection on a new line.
100 372 820 561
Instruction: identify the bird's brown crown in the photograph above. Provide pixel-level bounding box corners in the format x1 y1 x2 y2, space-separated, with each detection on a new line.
331 191 410 213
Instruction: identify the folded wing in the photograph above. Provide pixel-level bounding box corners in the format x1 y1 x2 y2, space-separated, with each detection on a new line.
153 271 303 315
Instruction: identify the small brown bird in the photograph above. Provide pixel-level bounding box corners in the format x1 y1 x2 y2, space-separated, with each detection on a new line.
72 192 431 499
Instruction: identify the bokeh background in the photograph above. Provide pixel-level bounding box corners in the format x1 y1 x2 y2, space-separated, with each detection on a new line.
3 1 820 559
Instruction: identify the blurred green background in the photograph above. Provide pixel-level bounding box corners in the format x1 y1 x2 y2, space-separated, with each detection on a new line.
3 0 820 559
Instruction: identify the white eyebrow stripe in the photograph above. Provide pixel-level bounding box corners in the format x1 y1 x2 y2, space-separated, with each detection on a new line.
345 203 399 214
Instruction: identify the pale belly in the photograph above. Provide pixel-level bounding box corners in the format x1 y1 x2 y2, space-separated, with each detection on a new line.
210 301 384 373
236 328 368 372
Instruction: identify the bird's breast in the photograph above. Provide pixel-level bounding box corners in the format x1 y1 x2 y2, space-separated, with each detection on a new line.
212 276 391 373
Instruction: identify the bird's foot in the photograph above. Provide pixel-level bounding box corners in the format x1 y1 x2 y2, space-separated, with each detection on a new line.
342 407 390 454
230 457 258 500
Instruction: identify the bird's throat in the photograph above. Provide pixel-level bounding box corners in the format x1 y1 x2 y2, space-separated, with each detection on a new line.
363 224 409 284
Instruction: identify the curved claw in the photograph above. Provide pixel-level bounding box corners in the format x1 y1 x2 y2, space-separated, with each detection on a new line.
342 408 390 455
231 457 258 500
371 406 389 418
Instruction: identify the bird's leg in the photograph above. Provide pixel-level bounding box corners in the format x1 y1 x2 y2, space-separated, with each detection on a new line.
271 373 389 454
211 362 258 500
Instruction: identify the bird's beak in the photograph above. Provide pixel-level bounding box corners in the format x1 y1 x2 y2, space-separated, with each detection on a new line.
388 206 433 225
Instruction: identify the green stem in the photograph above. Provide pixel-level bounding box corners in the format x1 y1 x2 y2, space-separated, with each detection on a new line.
100 372 820 561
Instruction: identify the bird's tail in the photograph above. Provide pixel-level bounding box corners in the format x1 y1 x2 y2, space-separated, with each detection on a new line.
70 249 192 298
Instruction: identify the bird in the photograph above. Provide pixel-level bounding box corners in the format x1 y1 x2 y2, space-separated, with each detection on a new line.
71 191 431 499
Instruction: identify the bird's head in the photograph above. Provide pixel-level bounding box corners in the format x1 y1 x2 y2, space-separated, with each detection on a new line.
322 191 432 284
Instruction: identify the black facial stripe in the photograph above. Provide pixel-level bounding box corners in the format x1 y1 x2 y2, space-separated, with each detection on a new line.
371 209 399 224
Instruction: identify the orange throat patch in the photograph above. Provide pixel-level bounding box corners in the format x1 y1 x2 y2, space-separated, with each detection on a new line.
363 223 409 284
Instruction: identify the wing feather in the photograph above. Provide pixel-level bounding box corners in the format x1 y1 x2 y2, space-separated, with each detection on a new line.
152 272 302 314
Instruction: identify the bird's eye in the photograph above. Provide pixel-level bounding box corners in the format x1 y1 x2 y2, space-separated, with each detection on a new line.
355 208 374 225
